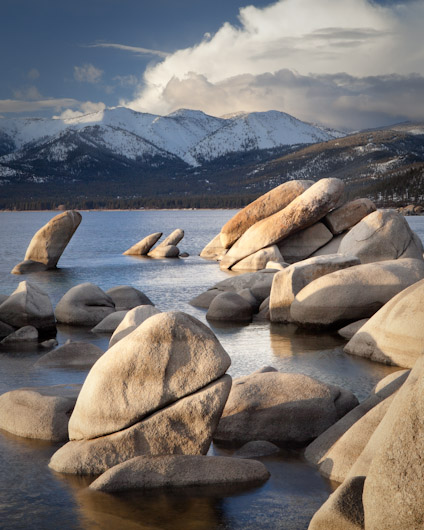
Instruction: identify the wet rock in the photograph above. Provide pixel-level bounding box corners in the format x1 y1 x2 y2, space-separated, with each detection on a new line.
55 283 115 326
105 285 153 311
109 305 161 347
123 232 162 255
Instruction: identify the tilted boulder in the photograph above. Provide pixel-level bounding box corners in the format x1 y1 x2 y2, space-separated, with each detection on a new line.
89 454 269 492
0 281 55 331
0 384 81 441
338 209 424 263
55 283 115 326
199 233 227 261
269 254 360 323
344 279 424 368
91 311 127 333
12 210 82 274
220 178 345 270
69 311 231 440
123 232 162 255
109 305 161 347
220 180 313 248
290 258 424 327
277 222 333 264
232 245 284 271
214 371 358 445
158 228 184 247
310 233 346 257
324 198 376 235
105 285 153 310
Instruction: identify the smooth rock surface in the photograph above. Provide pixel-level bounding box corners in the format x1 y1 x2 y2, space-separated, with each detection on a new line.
220 180 313 248
123 232 162 255
324 198 376 235
109 305 161 347
277 223 333 264
12 210 82 273
220 178 345 269
105 286 153 311
148 244 179 258
344 279 424 367
212 270 277 303
337 319 369 340
214 371 358 445
0 325 38 343
290 258 424 327
310 233 346 257
270 254 360 323
69 312 231 440
338 209 424 263
89 454 269 492
49 376 231 475
232 245 284 271
91 311 127 333
189 289 221 309
158 229 184 247
234 440 280 458
55 283 115 326
0 281 55 331
200 234 227 261
11 260 48 274
0 384 81 441
206 292 253 322
35 341 104 369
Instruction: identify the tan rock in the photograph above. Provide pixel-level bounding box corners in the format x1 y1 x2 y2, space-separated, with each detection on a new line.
0 384 81 441
220 180 313 249
265 261 288 271
269 254 360 323
49 376 231 475
109 305 161 347
206 292 253 322
338 209 424 263
290 258 424 327
232 245 284 271
158 229 184 247
105 285 153 310
200 234 227 261
220 178 345 269
89 454 268 492
277 223 333 264
69 312 231 440
123 232 162 255
344 279 424 367
310 233 346 257
148 244 179 258
324 198 376 234
11 210 81 273
91 311 127 333
337 319 369 340
55 283 115 326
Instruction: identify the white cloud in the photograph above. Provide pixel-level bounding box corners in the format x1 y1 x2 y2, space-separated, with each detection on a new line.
53 101 106 120
122 0 424 128
87 43 169 58
74 63 103 83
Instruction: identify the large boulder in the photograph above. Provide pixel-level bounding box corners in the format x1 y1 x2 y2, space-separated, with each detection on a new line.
269 254 360 323
89 454 269 492
344 279 424 368
214 371 358 445
232 245 284 271
189 289 221 309
109 305 161 347
199 233 227 261
0 384 81 441
34 341 104 369
338 209 424 263
277 223 333 264
49 376 231 475
158 228 184 247
55 283 115 326
91 311 127 333
220 180 313 248
212 269 277 302
12 210 82 274
310 233 346 257
220 178 345 270
0 281 55 331
105 285 153 311
123 232 162 255
290 258 424 327
69 312 231 440
324 198 376 234
206 292 253 322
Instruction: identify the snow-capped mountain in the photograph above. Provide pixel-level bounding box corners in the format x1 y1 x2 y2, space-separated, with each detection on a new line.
0 107 338 182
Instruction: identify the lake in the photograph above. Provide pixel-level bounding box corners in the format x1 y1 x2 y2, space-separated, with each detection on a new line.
0 210 421 529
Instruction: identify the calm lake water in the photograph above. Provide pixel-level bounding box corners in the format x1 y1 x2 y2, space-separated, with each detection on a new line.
0 210 420 530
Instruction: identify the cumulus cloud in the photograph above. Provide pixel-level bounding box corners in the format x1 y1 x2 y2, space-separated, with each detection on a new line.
53 101 106 120
74 63 103 83
122 0 424 129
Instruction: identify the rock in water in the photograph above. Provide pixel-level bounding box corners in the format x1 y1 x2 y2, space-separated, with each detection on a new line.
206 292 253 322
200 234 227 261
220 180 313 249
158 229 184 247
0 325 38 343
345 278 424 367
220 178 345 270
68 311 231 440
105 285 153 310
35 341 104 369
109 305 161 347
123 232 162 255
55 283 115 326
148 244 179 258
231 245 284 271
0 281 55 331
91 311 127 333
12 210 82 274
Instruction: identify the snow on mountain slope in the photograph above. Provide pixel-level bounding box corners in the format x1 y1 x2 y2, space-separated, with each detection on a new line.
189 111 334 162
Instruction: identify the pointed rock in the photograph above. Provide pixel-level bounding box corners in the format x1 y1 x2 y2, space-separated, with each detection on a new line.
123 232 162 255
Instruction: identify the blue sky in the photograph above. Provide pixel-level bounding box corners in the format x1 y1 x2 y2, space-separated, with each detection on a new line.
1 0 423 129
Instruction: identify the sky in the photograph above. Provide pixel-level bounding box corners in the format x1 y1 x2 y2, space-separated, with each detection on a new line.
1 0 423 130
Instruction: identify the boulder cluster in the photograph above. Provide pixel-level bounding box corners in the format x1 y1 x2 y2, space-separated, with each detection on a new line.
123 228 187 258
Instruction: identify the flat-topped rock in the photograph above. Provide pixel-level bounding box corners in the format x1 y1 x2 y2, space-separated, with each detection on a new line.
290 258 424 327
220 180 313 249
269 254 360 323
324 198 376 234
277 222 333 264
109 305 161 347
12 210 82 273
338 209 424 263
345 278 424 367
123 232 162 255
35 341 104 369
105 285 153 310
55 283 115 326
0 281 55 331
220 178 345 270
69 311 231 440
89 454 269 492
0 384 81 441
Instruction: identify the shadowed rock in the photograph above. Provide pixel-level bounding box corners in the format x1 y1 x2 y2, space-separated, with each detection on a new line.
0 325 38 343
105 285 153 311
277 223 333 264
206 292 253 322
232 245 284 271
324 198 376 235
123 232 162 255
35 341 104 369
91 311 127 333
200 234 227 261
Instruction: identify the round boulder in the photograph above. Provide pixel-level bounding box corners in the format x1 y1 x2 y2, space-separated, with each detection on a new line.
109 305 161 347
206 292 253 322
35 341 104 369
105 285 153 311
55 283 115 326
